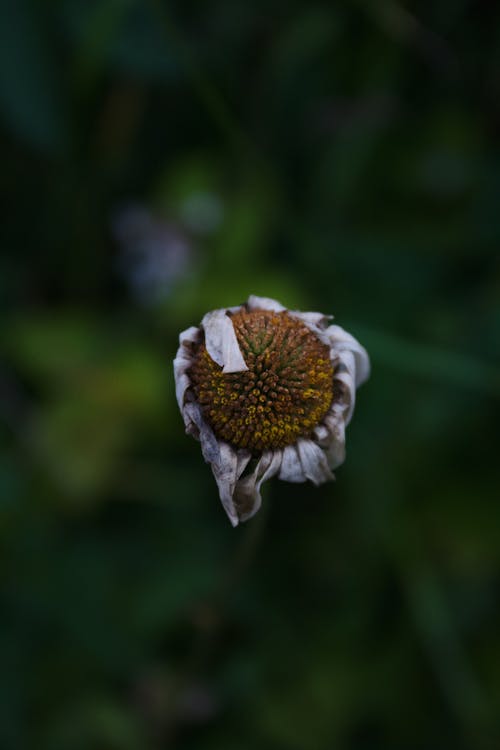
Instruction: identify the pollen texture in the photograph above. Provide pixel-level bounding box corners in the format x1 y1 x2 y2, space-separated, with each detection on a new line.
189 310 334 452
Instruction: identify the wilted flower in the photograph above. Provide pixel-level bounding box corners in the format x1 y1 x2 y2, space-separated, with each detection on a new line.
174 295 369 526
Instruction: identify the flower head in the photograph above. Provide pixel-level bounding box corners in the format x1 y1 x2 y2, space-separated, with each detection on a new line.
174 295 369 526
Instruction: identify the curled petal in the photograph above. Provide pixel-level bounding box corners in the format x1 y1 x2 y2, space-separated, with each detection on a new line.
322 409 346 469
296 438 334 484
246 295 286 312
313 423 330 444
174 370 191 418
212 442 252 527
289 310 332 332
232 450 283 523
182 401 220 460
182 400 252 526
173 326 200 410
201 310 248 374
179 326 200 345
279 444 307 483
326 324 370 387
278 440 333 485
333 350 358 424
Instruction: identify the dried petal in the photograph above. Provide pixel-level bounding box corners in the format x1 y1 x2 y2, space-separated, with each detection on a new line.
232 450 283 522
212 442 252 526
279 444 307 483
246 295 286 312
326 324 370 387
174 326 200 410
296 438 334 484
289 310 332 332
201 310 248 374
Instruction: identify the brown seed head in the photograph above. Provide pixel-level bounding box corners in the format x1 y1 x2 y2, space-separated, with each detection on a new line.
189 310 334 453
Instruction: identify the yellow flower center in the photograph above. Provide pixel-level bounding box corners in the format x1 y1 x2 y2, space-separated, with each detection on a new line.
189 310 334 453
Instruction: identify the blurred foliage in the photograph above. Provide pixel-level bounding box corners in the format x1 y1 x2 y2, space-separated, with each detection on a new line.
1 0 499 748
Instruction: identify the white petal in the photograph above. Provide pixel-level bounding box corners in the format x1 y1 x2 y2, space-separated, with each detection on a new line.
174 370 191 412
333 350 358 424
287 312 332 346
312 403 347 470
246 295 286 312
232 450 283 522
212 442 252 527
183 401 220 461
181 400 252 526
326 324 370 386
322 409 347 469
173 326 200 410
201 309 248 374
179 326 201 345
313 423 330 444
173 349 193 409
296 438 333 485
279 445 307 483
289 310 331 331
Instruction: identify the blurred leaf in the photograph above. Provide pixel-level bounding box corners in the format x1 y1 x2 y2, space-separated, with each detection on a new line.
109 3 179 79
70 0 136 92
3 314 104 384
353 324 500 398
46 694 143 750
69 0 179 92
3 313 171 499
31 394 129 498
0 0 68 151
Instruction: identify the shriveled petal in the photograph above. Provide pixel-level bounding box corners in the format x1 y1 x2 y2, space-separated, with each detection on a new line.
322 409 347 469
212 442 252 527
201 309 248 374
182 401 220 460
289 310 332 331
179 326 200 345
333 350 358 424
173 326 201 410
313 423 330 444
246 295 286 312
326 324 370 386
279 445 307 483
324 431 346 469
232 450 283 523
181 400 252 526
312 402 347 470
296 438 334 485
174 367 191 414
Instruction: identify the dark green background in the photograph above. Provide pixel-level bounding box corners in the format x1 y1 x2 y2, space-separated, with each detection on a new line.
1 1 499 748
